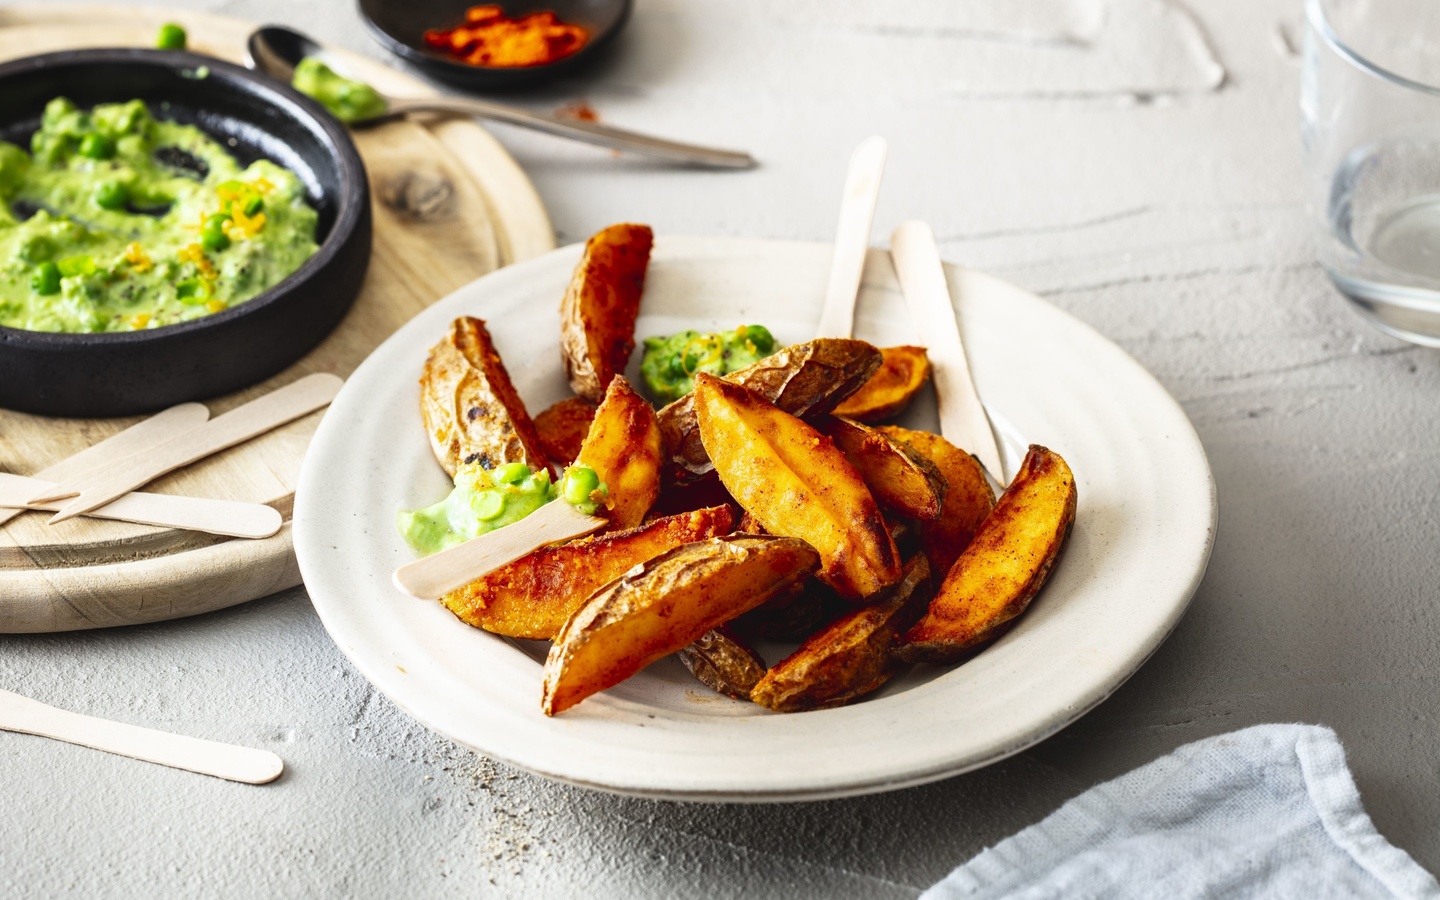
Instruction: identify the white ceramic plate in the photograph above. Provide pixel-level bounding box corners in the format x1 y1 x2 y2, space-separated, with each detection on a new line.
294 236 1216 802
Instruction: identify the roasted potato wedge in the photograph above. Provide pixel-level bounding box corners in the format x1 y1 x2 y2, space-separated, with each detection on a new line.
534 397 596 466
575 376 662 529
831 345 931 422
693 372 901 599
439 505 733 640
878 425 996 583
751 555 932 713
679 626 768 699
822 416 947 521
895 445 1077 664
542 535 821 715
659 338 882 482
421 316 548 477
560 223 654 402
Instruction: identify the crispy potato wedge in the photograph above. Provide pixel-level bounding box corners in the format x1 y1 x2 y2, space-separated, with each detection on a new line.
439 505 733 640
560 223 654 402
679 625 768 700
822 416 947 521
878 426 996 583
693 373 901 599
420 316 548 477
895 445 1076 664
659 338 882 483
831 345 931 422
542 535 821 715
751 555 932 713
534 397 596 466
575 376 662 529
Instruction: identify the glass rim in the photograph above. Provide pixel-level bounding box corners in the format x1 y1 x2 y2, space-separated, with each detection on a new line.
1307 0 1440 97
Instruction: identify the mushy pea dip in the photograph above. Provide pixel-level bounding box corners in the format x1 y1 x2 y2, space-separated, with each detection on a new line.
640 324 777 404
397 462 607 557
0 97 318 333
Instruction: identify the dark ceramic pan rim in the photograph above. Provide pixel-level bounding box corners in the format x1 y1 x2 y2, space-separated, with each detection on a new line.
357 0 632 89
0 47 365 351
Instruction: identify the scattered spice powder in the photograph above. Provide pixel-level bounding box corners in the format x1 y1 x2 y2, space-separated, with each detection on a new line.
555 100 599 122
423 5 589 68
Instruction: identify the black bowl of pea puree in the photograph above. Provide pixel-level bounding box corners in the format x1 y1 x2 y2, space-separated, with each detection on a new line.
0 48 370 418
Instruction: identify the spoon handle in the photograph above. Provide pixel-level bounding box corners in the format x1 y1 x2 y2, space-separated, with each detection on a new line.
368 97 756 169
0 689 284 785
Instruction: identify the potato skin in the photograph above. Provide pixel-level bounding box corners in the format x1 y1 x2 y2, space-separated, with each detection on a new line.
751 555 932 713
679 626 768 699
439 505 733 640
831 345 931 422
693 372 901 599
575 376 662 529
421 317 548 477
822 416 947 522
560 223 654 402
542 535 821 715
879 425 995 583
534 397 596 467
659 338 882 483
895 445 1077 664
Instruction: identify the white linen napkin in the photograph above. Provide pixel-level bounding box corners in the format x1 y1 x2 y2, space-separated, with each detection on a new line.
923 724 1440 900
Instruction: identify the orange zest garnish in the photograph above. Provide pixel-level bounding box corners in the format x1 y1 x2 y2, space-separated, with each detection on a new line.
124 242 152 272
177 243 218 280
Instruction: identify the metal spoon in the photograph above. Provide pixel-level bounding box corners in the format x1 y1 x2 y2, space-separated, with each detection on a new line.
246 26 757 170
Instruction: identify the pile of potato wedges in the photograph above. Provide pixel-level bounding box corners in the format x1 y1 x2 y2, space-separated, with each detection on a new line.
413 223 1078 716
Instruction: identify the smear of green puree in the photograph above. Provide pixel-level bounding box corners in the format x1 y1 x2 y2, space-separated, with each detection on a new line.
0 97 318 333
291 58 387 124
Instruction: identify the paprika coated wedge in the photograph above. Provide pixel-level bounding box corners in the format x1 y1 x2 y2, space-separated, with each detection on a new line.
895 445 1076 665
752 554 932 713
559 223 653 403
877 425 996 583
542 535 820 715
440 505 733 640
573 376 662 529
822 415 947 522
693 372 901 599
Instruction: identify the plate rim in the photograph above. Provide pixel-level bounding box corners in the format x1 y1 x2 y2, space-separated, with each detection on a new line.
294 234 1218 802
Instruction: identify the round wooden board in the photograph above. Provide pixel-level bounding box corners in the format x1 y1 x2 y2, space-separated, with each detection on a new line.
0 6 556 632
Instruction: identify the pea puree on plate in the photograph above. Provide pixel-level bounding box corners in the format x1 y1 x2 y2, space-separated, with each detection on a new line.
397 462 607 557
0 97 319 333
640 324 776 404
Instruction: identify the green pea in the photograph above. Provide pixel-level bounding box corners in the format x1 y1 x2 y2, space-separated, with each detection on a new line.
156 23 187 50
241 193 264 216
31 262 60 296
94 181 128 210
561 466 600 506
176 278 209 304
78 132 114 160
18 235 56 264
744 324 776 354
493 462 531 485
201 215 231 252
471 490 506 521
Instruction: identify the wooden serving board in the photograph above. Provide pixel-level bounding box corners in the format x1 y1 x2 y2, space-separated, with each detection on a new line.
0 6 556 632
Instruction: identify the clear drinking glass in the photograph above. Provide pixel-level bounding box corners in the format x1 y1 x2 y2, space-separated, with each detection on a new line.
1303 0 1440 345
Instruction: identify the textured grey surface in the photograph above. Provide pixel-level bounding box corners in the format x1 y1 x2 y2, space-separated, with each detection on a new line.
5 0 1440 897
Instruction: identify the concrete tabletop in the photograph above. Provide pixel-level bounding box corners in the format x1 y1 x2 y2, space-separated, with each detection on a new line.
5 0 1440 896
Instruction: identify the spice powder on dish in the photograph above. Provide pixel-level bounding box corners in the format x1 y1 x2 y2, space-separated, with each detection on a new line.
423 5 589 68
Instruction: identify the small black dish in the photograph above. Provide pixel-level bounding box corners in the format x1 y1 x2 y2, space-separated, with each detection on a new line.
0 48 371 418
358 0 632 91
